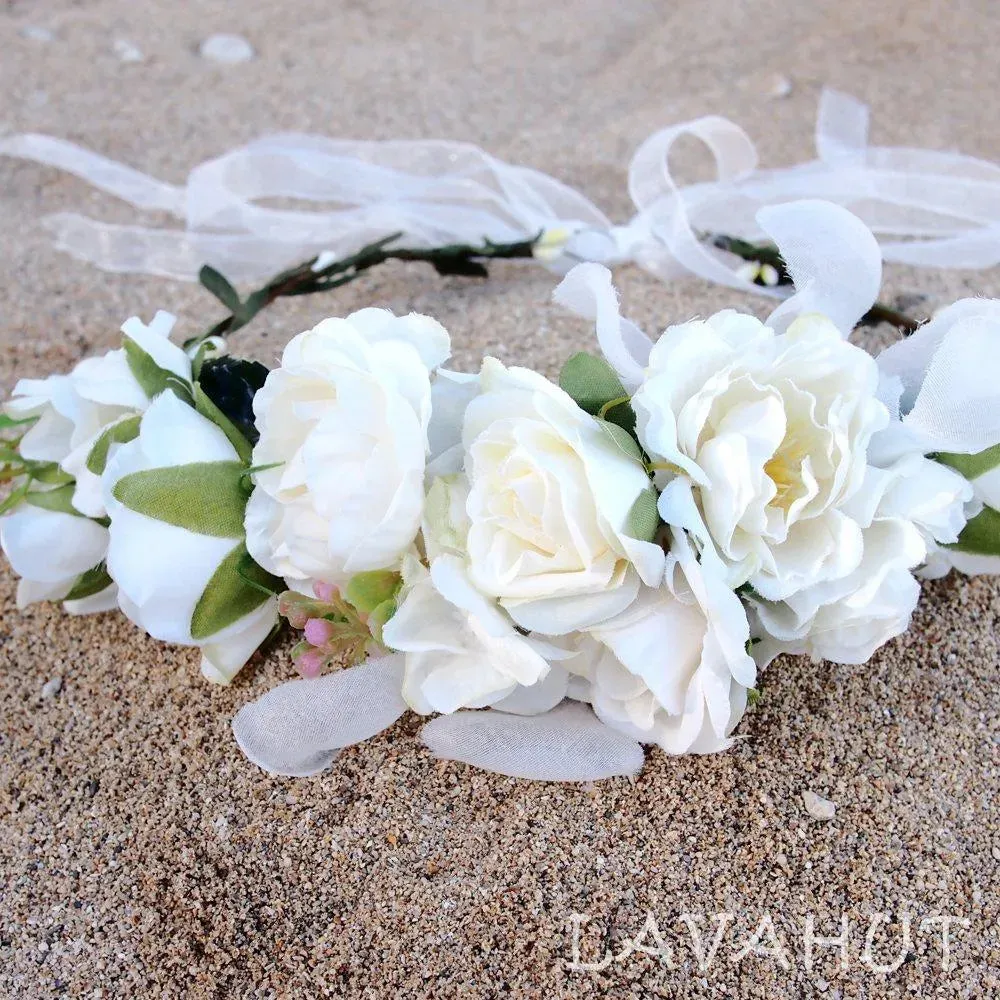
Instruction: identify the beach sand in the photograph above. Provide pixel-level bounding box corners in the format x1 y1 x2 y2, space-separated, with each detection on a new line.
1 1 998 995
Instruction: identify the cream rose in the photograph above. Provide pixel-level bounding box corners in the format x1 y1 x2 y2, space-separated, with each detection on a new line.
5 311 191 519
877 297 1000 577
633 310 889 602
462 358 664 634
382 554 565 714
245 308 450 585
0 504 116 614
561 495 756 754
0 311 190 612
103 392 278 684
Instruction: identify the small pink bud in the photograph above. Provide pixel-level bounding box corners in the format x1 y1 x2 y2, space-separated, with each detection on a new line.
294 647 326 679
278 591 312 629
304 617 337 647
313 581 337 603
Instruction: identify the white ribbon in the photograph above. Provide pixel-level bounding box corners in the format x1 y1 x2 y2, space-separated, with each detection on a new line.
3 89 1000 285
554 199 883 388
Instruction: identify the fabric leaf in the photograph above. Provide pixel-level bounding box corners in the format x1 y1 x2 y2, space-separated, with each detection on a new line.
936 443 1000 481
85 414 142 475
112 460 248 537
948 504 1000 556
559 352 626 412
626 486 660 542
367 598 397 644
123 335 192 402
0 413 38 431
193 383 253 465
198 264 242 312
596 418 644 462
560 353 636 432
0 480 30 515
25 483 83 517
236 548 285 596
65 562 113 601
191 543 271 640
345 570 401 614
26 461 74 485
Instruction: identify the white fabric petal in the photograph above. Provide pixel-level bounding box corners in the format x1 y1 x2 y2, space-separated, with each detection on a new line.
759 200 882 336
201 598 279 685
420 701 645 781
233 655 408 776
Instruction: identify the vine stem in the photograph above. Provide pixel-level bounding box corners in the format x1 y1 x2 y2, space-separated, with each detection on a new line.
708 233 922 335
187 228 924 351
185 232 539 350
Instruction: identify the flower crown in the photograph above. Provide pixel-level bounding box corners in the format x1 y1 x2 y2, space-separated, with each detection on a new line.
2 164 998 783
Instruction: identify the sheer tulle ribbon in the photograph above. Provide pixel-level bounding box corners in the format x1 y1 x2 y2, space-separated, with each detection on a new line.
3 90 1000 285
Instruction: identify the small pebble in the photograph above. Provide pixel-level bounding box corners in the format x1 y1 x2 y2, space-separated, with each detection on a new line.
802 790 837 820
767 73 793 99
199 33 255 65
41 677 62 699
113 39 145 63
20 26 55 43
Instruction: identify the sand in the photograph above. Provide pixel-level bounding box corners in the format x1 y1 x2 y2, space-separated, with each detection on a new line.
1 0 999 996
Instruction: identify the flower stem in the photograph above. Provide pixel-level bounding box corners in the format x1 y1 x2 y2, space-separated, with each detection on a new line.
186 232 540 349
707 233 922 335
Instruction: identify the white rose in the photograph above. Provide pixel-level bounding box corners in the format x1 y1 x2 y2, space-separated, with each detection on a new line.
245 308 450 586
462 358 664 634
0 505 116 614
1 312 190 612
5 311 190 518
103 392 277 684
382 554 565 714
749 517 924 666
422 473 472 563
632 311 889 601
876 297 1000 577
562 501 756 754
426 369 479 478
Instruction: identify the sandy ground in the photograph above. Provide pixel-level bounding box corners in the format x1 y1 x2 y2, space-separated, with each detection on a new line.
1 0 999 996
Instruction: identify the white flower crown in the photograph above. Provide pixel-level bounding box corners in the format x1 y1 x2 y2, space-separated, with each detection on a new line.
2 184 998 782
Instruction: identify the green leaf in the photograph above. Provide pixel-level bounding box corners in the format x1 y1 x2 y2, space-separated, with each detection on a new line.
191 543 271 640
112 460 248 537
85 415 142 475
936 443 1000 481
0 413 38 431
193 384 253 465
367 598 397 644
625 486 660 542
25 483 84 517
236 548 284 597
123 336 192 403
231 288 270 330
25 461 74 486
947 504 1000 556
198 264 242 312
560 353 627 412
595 418 644 463
65 562 113 601
560 353 636 432
0 479 30 515
345 570 402 614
